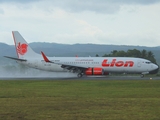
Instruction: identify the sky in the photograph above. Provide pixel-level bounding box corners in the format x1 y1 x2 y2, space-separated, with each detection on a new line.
0 0 160 47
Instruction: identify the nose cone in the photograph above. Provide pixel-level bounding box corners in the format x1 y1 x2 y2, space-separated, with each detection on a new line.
149 64 159 74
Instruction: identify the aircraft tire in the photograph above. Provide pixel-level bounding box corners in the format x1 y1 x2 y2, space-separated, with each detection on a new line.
77 73 83 78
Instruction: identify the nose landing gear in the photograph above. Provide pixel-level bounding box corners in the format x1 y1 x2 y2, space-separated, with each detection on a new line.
140 74 144 78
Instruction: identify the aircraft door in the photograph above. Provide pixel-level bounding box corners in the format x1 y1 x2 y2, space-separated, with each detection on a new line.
137 60 141 67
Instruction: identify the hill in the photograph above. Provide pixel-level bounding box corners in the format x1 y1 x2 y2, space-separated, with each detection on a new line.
0 42 160 65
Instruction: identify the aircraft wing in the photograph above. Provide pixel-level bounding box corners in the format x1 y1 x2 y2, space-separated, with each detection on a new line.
61 64 88 72
41 52 88 71
4 56 27 61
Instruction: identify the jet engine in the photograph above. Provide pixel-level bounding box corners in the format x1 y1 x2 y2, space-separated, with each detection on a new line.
85 68 105 75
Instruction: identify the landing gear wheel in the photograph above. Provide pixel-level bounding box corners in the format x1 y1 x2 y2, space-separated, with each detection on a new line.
140 74 144 78
77 73 83 78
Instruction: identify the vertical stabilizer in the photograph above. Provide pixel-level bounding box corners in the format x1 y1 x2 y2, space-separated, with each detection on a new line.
12 31 40 59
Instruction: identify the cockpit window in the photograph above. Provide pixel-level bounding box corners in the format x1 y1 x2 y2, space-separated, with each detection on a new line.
145 62 151 64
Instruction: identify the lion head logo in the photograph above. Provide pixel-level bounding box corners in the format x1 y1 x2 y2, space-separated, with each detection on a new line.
17 42 28 55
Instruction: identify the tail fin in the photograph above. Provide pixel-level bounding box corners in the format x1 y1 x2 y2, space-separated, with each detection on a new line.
12 31 40 59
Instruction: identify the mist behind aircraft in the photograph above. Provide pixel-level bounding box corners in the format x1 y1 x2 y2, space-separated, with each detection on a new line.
0 64 76 78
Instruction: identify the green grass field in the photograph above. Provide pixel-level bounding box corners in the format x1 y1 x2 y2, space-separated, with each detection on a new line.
0 79 160 120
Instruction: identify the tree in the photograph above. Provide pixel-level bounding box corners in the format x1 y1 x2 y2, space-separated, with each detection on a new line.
141 49 147 58
126 49 141 57
111 50 118 56
102 49 157 64
95 54 99 57
102 54 111 57
147 51 156 63
116 50 126 57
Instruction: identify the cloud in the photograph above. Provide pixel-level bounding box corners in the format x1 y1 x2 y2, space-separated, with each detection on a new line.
115 0 160 4
0 0 41 3
1 0 160 14
38 0 160 14
0 8 4 14
51 0 119 14
0 0 160 46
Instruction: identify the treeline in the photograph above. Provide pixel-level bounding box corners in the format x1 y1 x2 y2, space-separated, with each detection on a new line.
100 49 156 64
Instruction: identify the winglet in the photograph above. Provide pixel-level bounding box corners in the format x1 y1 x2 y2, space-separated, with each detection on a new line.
41 51 50 62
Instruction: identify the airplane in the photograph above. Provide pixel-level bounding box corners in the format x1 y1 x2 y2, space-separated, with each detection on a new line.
4 31 159 78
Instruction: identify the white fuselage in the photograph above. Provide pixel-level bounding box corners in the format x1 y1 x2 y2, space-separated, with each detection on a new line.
7 31 159 77
17 57 158 74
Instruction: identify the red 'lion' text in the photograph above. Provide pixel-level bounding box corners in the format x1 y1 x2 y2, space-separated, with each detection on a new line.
102 59 134 67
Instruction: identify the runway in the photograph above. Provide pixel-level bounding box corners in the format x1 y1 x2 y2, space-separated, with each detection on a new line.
0 75 160 80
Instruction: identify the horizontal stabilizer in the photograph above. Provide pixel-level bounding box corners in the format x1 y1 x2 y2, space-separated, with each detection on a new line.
4 56 27 61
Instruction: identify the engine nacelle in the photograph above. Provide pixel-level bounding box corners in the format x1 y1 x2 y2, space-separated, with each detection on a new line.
85 68 105 75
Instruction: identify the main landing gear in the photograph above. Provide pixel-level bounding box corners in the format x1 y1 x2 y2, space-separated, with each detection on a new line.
77 73 83 78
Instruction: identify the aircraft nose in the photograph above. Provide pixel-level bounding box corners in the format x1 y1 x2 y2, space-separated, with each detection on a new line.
149 64 159 74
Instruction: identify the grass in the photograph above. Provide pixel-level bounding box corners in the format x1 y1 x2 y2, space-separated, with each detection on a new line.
0 79 160 120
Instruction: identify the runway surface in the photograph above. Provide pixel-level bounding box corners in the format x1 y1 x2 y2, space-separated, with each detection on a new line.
0 75 160 80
